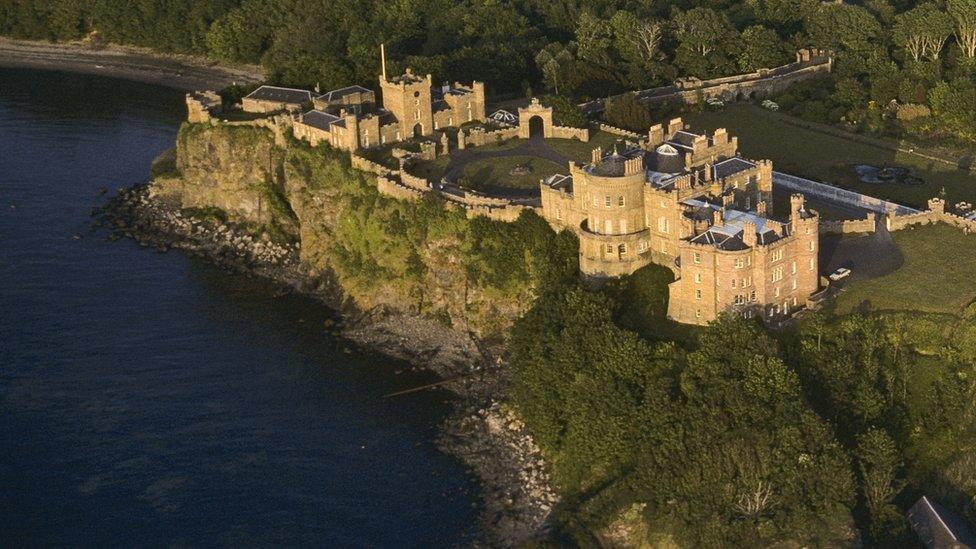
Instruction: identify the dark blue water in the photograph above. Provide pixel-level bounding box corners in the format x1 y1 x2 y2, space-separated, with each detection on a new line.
0 68 476 546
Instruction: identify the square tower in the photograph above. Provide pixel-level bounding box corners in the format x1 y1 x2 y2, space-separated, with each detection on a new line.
379 68 434 139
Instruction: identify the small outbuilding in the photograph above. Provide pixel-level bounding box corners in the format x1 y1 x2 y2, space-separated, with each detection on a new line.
908 495 976 549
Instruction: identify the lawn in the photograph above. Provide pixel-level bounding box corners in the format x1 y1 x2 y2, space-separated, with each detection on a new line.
834 223 976 315
547 130 625 163
685 104 976 209
459 155 565 192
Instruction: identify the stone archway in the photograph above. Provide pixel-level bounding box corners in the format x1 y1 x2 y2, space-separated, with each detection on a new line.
528 116 545 138
517 98 553 139
412 123 424 138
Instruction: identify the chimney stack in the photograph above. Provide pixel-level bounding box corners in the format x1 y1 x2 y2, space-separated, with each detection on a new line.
742 221 757 247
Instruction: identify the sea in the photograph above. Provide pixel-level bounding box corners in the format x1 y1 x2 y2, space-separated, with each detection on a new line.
0 67 476 546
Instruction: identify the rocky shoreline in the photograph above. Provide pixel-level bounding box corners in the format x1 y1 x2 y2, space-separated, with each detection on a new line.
0 37 263 91
95 184 558 546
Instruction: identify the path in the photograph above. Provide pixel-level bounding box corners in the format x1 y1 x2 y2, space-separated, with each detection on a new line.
819 215 903 286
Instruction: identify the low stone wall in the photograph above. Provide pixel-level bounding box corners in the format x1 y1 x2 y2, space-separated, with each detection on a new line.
466 127 519 147
351 154 394 176
773 171 918 215
399 170 432 192
887 210 943 231
820 213 876 235
551 125 589 141
377 176 425 202
942 211 976 232
597 123 643 141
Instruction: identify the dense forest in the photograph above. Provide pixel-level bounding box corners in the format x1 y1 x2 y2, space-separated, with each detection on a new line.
3 0 976 145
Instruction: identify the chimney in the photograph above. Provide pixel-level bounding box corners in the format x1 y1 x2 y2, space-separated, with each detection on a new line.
648 124 664 146
692 135 708 156
704 162 713 182
757 200 767 217
712 208 724 227
713 128 727 146
591 147 602 164
742 221 757 247
667 117 684 137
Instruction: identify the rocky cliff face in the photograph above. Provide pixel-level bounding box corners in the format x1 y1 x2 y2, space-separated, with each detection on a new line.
152 122 544 347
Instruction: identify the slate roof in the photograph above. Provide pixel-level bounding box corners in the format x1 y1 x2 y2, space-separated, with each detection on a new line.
302 110 341 131
245 85 312 105
319 85 372 102
686 202 785 250
713 157 756 180
646 144 686 174
908 496 976 549
668 130 707 149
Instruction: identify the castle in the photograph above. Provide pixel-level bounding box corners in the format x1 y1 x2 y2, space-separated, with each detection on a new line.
190 54 833 327
257 49 488 153
539 119 820 325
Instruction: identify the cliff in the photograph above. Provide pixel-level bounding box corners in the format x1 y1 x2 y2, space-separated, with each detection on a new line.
151 122 578 347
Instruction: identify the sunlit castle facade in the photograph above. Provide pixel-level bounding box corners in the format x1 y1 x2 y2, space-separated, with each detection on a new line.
540 118 819 325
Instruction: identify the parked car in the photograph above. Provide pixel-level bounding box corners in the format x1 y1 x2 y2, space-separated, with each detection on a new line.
829 267 852 281
761 99 779 110
705 97 725 108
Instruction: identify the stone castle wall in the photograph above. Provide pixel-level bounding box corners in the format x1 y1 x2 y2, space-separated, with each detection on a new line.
581 48 833 114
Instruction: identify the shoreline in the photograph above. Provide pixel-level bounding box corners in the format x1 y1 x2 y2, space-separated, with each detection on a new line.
0 37 264 91
95 185 557 546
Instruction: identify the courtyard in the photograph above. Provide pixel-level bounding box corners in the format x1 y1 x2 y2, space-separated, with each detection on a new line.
408 129 624 196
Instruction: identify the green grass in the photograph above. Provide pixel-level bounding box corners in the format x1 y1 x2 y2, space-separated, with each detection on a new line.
835 223 976 315
408 155 450 182
547 131 625 164
460 155 565 191
685 104 976 209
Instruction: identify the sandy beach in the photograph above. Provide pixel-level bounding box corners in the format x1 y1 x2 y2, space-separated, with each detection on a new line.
0 37 264 90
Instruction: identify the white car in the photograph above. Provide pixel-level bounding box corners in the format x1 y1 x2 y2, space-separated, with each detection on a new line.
705 97 725 107
829 267 851 281
761 99 779 110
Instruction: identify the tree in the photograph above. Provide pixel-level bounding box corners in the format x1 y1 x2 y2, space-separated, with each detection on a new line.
856 428 907 545
737 25 786 71
603 93 654 132
672 7 740 77
894 4 954 62
542 95 587 128
948 0 976 58
535 43 574 95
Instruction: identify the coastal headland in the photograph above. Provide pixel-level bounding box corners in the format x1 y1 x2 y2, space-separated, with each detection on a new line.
0 37 263 90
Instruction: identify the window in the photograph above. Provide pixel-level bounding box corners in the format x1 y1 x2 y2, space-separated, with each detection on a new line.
606 244 613 254
619 244 627 255
735 258 744 269
791 278 797 290
744 276 752 287
775 287 781 297
731 279 737 289
618 196 625 207
695 309 702 318
809 241 815 251
415 110 421 120
693 252 701 264
793 297 798 306
791 261 797 274
809 257 815 271
772 266 783 282
605 195 611 207
695 289 702 300
734 294 745 305
638 241 648 252
414 99 420 106
658 217 670 234
555 206 562 220
592 195 599 206
694 273 702 284
745 197 751 210
771 249 783 262
433 121 438 130
750 291 756 302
